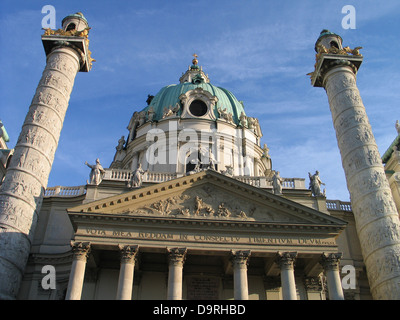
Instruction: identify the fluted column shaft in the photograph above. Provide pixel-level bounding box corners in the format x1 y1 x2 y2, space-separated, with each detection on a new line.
65 242 91 300
0 45 83 300
231 250 251 300
116 245 138 300
167 248 187 300
322 65 400 299
276 252 297 300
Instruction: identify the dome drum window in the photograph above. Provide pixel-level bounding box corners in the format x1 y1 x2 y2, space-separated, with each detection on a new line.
179 88 218 120
189 100 208 117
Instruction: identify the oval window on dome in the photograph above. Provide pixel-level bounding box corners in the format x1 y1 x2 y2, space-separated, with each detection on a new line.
189 100 208 117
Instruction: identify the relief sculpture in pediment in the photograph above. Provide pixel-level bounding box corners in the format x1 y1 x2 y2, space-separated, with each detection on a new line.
123 185 302 223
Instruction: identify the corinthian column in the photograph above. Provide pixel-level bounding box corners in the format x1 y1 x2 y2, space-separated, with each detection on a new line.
310 30 400 299
320 253 344 300
167 247 187 300
276 251 297 300
116 245 138 300
230 250 251 300
65 242 91 300
0 12 93 300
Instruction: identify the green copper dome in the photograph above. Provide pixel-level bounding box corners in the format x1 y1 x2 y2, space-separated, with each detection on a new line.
142 81 246 125
315 29 343 52
62 12 88 25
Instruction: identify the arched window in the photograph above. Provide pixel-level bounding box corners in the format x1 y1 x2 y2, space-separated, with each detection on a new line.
66 23 76 32
330 40 339 49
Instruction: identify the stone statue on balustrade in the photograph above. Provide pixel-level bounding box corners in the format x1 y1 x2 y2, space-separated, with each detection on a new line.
85 158 105 185
199 145 217 171
127 163 147 188
308 170 326 197
272 171 283 195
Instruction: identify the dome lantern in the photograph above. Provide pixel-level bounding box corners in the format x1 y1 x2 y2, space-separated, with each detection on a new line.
62 12 89 32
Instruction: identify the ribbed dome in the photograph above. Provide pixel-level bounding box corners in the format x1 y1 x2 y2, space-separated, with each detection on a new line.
142 81 246 125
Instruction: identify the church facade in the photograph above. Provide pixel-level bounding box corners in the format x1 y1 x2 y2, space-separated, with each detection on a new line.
5 12 400 300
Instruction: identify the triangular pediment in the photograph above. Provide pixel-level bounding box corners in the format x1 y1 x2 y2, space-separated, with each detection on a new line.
68 170 346 227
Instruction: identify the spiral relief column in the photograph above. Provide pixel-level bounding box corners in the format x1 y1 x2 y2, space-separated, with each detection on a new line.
0 12 93 299
310 30 400 299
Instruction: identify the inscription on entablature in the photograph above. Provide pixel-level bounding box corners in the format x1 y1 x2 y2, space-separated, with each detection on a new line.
82 227 337 247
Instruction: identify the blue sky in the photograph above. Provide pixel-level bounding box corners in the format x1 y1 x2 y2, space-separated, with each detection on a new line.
1 0 400 201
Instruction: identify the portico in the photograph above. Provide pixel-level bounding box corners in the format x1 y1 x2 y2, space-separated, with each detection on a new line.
66 170 347 300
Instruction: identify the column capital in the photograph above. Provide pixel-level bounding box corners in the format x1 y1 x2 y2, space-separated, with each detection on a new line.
319 252 342 271
118 244 139 264
230 250 251 269
167 247 187 267
275 251 297 270
70 241 91 261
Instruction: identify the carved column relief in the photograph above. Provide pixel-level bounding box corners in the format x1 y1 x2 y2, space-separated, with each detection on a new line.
0 45 83 300
322 65 400 299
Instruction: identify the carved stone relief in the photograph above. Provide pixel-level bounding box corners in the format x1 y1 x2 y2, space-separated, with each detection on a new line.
343 145 382 174
325 71 357 97
334 107 369 138
348 168 390 204
358 214 400 259
364 245 400 298
122 185 304 223
25 106 63 135
11 148 51 186
338 125 376 161
330 88 363 117
16 126 57 162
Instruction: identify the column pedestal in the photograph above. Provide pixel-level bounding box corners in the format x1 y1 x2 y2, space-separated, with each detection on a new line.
231 250 251 300
116 245 138 300
167 248 187 300
65 242 90 300
276 252 297 300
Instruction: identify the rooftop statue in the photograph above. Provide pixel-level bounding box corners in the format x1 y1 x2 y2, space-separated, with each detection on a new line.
85 158 105 185
272 171 283 195
308 170 326 197
128 164 147 188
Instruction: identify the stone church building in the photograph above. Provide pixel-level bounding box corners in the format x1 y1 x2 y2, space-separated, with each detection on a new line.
2 13 400 300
